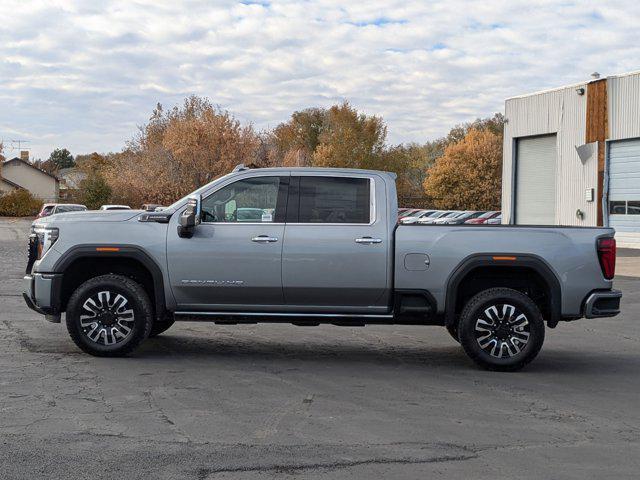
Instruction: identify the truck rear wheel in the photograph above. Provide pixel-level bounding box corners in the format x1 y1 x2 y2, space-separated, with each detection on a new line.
66 274 153 357
458 288 545 371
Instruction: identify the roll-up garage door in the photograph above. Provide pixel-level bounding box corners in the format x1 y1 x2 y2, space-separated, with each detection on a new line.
608 138 640 246
515 134 557 225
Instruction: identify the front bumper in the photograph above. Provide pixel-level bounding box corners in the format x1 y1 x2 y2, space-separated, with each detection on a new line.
23 273 63 322
584 289 622 318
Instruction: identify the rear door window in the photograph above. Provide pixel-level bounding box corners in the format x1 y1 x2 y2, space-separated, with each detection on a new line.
295 177 371 224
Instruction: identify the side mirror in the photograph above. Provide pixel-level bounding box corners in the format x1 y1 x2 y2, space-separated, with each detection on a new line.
177 195 201 238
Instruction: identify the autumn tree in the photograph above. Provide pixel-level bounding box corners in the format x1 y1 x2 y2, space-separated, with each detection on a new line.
423 127 502 210
381 143 436 207
312 102 387 170
272 108 325 166
443 113 505 147
103 96 261 207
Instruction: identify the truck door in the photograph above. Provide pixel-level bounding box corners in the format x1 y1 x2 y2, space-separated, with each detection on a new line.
281 174 390 312
166 175 289 310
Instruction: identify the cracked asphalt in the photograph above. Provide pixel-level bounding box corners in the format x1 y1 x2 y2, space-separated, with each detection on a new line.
1 217 639 479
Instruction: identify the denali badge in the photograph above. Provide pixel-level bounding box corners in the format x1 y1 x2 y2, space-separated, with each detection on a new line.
181 279 244 286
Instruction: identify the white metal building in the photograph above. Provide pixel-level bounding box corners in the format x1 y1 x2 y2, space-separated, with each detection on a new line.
502 70 640 248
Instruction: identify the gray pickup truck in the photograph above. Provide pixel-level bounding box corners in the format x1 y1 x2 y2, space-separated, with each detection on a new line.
23 166 622 370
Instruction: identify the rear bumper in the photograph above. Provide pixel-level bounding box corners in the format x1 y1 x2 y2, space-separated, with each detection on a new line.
23 273 63 322
583 289 622 318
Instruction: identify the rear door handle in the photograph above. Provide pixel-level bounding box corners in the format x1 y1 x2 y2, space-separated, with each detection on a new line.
251 235 279 243
355 237 382 244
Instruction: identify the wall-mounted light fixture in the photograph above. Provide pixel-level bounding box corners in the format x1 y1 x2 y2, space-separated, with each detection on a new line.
576 87 585 95
575 142 596 164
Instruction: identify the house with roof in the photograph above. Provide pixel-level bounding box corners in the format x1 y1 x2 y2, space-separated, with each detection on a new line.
57 166 87 200
0 153 59 202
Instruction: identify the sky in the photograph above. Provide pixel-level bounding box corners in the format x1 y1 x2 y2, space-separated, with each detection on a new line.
1 0 639 161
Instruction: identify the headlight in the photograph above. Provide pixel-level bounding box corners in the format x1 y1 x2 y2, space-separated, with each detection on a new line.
33 225 59 259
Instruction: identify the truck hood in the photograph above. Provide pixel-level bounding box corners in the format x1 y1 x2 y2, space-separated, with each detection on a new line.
34 210 143 226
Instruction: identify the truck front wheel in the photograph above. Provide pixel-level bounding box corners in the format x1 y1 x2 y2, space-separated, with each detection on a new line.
458 288 545 371
66 274 153 356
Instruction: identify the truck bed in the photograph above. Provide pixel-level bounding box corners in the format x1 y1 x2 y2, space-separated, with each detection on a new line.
394 224 614 318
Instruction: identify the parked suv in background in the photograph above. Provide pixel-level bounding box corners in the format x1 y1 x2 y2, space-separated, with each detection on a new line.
465 211 501 224
23 165 622 371
399 210 437 224
486 213 502 225
438 211 485 225
36 204 87 218
417 210 455 224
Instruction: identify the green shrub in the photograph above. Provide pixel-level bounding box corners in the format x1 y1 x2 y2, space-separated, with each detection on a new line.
0 189 43 217
78 173 112 210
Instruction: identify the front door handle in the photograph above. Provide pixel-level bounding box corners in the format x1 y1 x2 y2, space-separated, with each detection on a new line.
251 235 279 243
355 237 382 244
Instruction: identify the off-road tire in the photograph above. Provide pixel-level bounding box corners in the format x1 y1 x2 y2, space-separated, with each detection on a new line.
66 274 153 357
458 288 545 371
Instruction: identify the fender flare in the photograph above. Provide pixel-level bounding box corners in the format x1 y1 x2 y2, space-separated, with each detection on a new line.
53 244 166 320
444 253 562 328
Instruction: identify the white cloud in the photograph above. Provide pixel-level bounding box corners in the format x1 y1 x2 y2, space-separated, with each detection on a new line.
0 0 639 160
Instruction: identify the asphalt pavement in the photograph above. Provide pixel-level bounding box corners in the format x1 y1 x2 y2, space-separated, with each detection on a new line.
1 217 639 479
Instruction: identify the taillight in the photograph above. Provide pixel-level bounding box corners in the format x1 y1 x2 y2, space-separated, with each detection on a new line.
597 237 616 280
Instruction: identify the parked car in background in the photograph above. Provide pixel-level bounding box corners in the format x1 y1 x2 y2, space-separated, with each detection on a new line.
465 211 500 224
425 211 462 224
486 213 502 224
141 204 163 212
400 209 438 224
36 204 87 218
398 208 418 216
432 211 464 224
99 205 131 211
416 210 456 224
437 211 486 225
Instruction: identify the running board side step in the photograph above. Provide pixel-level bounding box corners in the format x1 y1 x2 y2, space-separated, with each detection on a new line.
173 311 396 325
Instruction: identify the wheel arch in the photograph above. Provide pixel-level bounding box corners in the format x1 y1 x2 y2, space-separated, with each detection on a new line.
54 245 166 321
444 253 562 328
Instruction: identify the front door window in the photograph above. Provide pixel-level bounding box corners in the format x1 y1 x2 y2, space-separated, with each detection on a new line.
201 176 286 223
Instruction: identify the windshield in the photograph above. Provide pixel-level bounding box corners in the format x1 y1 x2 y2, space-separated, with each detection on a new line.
56 205 86 213
41 205 55 216
479 211 497 218
165 172 237 211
